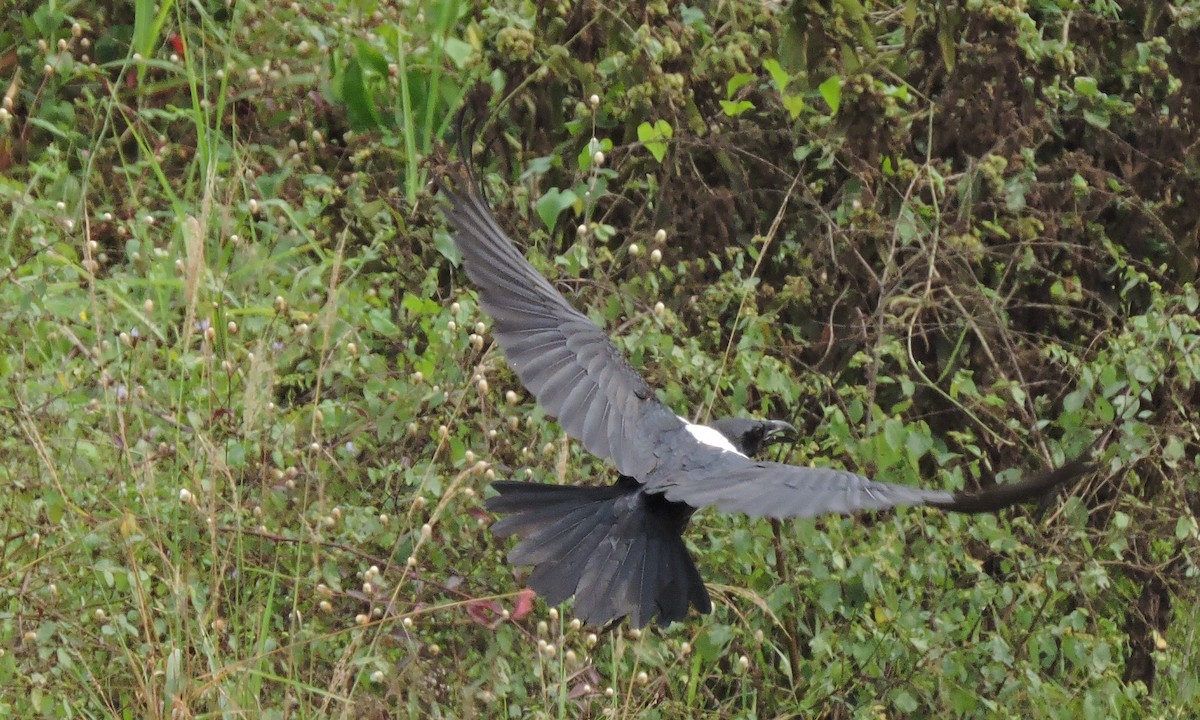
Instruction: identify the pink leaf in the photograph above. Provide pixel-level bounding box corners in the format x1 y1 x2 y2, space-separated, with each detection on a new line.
511 588 537 621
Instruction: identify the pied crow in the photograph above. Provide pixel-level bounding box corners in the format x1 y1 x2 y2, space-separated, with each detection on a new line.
435 154 1093 629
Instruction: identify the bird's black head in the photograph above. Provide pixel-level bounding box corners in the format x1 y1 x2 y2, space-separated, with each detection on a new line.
707 418 798 457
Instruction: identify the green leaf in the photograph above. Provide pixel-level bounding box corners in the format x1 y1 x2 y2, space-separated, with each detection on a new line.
905 429 932 465
763 58 789 91
1184 288 1199 313
442 37 474 68
596 54 625 76
1083 108 1110 128
1128 359 1155 384
893 690 919 714
782 93 804 119
695 625 733 661
884 417 906 452
353 38 390 76
401 293 440 316
428 0 462 31
578 136 613 171
726 72 755 98
523 155 556 177
719 99 755 117
637 120 673 162
340 58 383 130
433 229 462 264
938 22 957 71
368 308 400 335
1073 76 1100 96
535 187 578 230
818 579 842 612
819 76 843 115
680 5 706 28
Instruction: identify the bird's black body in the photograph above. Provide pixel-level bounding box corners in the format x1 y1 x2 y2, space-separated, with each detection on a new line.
436 150 1093 628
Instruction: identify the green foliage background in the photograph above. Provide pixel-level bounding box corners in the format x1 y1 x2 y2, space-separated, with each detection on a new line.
1 0 1198 717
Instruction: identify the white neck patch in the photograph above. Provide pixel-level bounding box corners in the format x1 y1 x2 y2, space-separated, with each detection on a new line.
678 416 747 457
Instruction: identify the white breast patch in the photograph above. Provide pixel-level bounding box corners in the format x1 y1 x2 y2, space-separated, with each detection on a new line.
679 416 747 457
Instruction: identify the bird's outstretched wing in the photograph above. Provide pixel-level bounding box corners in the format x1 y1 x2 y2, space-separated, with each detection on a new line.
645 451 1093 519
436 164 684 479
437 156 1092 518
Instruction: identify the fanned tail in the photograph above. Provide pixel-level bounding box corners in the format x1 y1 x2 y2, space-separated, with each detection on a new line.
487 479 710 628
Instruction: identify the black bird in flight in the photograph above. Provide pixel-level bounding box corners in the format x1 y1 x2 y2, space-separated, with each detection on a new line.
436 156 1092 629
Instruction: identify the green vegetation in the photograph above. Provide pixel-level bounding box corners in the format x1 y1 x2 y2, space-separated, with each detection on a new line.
1 0 1198 717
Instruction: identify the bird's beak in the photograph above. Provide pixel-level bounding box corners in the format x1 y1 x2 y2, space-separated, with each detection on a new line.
762 420 798 446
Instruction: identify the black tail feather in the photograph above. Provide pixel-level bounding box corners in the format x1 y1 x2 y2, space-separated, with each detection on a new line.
486 480 708 627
